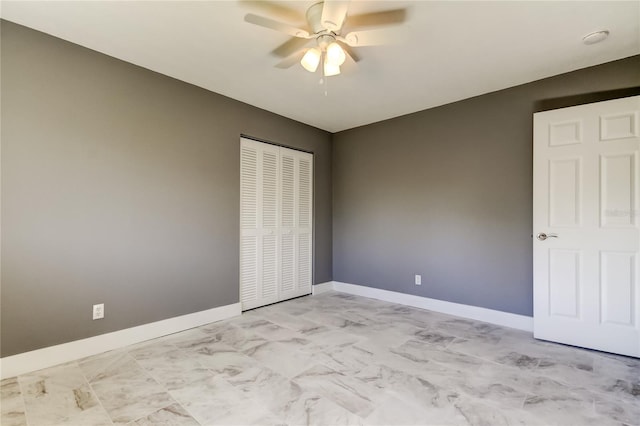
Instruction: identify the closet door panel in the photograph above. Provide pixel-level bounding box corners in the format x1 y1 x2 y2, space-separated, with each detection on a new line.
240 141 259 307
281 154 296 229
240 236 258 304
262 150 279 229
298 156 312 229
261 233 278 302
297 152 313 295
280 149 298 299
281 233 295 293
298 233 312 292
260 145 280 305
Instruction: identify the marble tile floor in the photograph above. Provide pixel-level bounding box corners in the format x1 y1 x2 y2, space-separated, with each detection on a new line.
1 291 638 426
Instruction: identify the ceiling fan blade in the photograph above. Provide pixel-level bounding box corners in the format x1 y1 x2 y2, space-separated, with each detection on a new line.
238 1 304 23
346 9 407 29
244 14 310 38
341 50 358 74
338 42 360 63
275 49 307 69
340 26 409 47
321 0 350 31
271 37 313 58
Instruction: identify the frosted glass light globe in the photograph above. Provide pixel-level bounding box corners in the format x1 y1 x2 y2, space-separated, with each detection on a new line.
325 42 346 66
301 48 321 72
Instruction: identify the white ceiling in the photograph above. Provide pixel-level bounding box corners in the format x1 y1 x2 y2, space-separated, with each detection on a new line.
2 1 639 133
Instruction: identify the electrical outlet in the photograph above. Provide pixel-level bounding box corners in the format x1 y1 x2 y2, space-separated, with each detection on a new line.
415 274 422 285
92 303 104 320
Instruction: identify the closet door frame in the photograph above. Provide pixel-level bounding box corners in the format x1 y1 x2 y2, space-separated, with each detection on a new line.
239 136 314 311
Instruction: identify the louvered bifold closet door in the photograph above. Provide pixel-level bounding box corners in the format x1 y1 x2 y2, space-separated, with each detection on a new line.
296 151 313 296
279 150 297 298
280 147 313 300
240 139 281 310
240 138 313 311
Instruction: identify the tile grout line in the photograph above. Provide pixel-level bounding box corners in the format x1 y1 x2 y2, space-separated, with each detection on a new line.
14 374 31 426
78 362 115 426
126 345 203 425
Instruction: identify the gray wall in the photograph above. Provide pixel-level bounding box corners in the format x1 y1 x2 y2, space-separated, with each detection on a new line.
2 19 638 358
0 21 332 357
332 55 640 317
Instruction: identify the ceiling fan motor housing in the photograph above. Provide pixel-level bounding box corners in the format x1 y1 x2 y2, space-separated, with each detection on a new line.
317 34 336 50
306 2 328 35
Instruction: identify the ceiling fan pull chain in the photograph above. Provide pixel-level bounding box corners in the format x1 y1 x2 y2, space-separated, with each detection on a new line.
323 54 329 96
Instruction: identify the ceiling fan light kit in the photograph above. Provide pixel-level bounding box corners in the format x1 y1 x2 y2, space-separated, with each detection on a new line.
301 47 321 72
326 42 346 66
304 33 346 77
244 0 409 82
324 61 341 77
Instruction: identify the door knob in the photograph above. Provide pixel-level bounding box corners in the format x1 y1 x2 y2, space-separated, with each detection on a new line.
536 232 558 241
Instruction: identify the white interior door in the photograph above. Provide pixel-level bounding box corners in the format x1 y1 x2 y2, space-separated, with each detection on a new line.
533 95 640 357
240 138 313 311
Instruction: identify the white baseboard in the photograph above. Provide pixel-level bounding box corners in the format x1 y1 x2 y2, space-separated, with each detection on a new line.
0 303 241 379
1 283 533 379
327 281 533 332
312 281 334 295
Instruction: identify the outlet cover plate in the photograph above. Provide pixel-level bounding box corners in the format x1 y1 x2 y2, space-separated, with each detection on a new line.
93 303 104 320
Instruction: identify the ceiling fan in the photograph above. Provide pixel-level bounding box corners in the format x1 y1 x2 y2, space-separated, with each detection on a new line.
243 1 408 77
